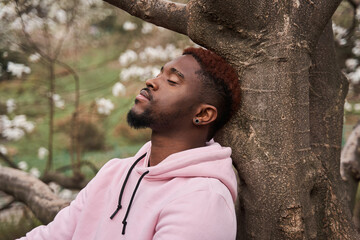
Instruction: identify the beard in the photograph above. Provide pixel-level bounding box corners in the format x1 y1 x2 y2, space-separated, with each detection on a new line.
127 105 185 130
126 107 153 129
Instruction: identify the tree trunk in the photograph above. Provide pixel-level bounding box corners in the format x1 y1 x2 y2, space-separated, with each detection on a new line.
45 61 55 173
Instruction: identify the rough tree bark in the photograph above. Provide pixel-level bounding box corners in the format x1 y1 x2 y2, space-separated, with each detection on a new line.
1 0 358 239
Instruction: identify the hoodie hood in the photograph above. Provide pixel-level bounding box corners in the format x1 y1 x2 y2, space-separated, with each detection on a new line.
135 140 237 202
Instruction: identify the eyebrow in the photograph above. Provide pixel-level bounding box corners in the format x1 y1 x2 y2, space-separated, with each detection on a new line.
160 66 185 80
170 67 185 79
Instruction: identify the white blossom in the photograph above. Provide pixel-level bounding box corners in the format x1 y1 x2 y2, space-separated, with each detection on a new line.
0 115 35 141
123 21 137 31
353 40 360 57
80 0 103 7
120 65 160 82
29 53 41 63
356 8 360 21
0 145 7 155
18 161 28 171
29 167 41 178
48 182 61 194
13 115 34 133
9 17 22 30
96 98 114 115
339 39 347 46
2 128 25 141
138 44 182 63
55 9 67 24
7 62 31 78
59 189 73 199
344 101 352 112
354 103 360 112
332 23 347 46
0 115 11 130
0 3 16 20
141 22 154 34
38 147 49 160
52 94 65 109
112 82 126 97
347 67 360 85
119 50 138 66
6 99 16 113
345 58 358 71
9 44 20 52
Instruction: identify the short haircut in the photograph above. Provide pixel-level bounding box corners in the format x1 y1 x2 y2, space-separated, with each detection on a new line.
183 47 241 139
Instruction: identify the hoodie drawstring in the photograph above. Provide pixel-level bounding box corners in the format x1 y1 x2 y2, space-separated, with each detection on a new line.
122 170 149 235
110 153 147 219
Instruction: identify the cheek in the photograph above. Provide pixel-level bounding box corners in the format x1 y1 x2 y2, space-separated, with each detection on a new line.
156 90 197 112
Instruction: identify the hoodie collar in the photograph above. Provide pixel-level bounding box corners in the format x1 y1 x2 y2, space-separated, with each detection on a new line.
135 140 237 202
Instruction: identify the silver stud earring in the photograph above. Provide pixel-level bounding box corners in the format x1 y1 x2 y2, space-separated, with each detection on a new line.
195 119 200 124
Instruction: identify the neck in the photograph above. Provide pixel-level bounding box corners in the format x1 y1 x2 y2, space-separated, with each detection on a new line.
149 130 206 166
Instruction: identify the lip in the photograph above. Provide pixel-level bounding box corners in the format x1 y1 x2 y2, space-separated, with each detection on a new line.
136 94 149 102
140 89 151 100
135 89 151 102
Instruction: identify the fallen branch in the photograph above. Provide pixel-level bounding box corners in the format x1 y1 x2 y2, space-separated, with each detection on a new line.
0 166 69 224
41 171 89 190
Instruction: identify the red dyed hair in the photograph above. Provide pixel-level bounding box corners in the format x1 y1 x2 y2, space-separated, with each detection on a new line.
183 47 240 134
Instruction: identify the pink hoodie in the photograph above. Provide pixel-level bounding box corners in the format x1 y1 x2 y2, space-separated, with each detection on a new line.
19 141 237 239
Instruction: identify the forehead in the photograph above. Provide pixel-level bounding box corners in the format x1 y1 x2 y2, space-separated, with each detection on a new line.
164 55 201 82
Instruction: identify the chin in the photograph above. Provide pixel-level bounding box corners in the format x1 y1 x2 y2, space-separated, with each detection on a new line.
127 108 152 129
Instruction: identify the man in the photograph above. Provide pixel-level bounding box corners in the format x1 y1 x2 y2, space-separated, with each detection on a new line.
19 47 241 239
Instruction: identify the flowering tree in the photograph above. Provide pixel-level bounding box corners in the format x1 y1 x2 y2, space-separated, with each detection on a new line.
0 0 111 188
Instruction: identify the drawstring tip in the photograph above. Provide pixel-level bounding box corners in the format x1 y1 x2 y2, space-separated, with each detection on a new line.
122 221 127 235
110 205 122 219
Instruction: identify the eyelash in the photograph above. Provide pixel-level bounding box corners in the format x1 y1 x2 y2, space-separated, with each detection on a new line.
167 80 177 85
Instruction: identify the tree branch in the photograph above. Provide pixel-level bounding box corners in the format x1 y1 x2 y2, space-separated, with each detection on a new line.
0 166 69 224
41 171 89 190
102 0 188 35
0 152 19 169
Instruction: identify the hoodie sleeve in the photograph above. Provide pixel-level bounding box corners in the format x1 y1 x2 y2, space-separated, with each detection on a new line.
17 181 89 240
153 190 237 240
17 158 119 240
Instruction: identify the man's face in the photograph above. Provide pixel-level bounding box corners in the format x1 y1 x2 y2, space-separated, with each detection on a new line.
127 55 202 131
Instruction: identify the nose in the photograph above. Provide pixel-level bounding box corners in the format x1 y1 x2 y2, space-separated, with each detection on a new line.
145 77 159 90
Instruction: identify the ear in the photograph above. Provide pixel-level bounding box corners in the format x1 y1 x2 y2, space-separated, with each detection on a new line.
193 104 218 126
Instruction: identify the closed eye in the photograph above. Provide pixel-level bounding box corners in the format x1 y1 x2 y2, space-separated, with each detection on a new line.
167 80 177 85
